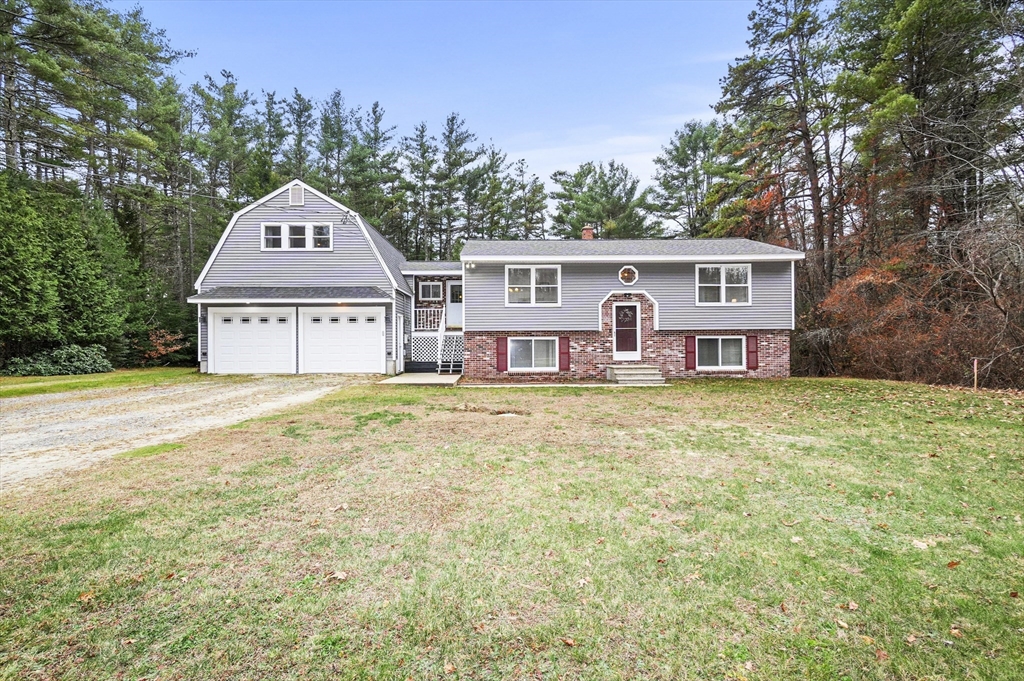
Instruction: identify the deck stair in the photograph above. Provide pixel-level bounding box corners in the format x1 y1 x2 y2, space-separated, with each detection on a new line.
607 365 665 385
436 307 463 374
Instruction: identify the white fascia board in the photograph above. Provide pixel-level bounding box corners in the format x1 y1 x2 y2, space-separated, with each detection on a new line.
400 270 463 276
194 181 309 289
460 253 806 263
187 297 393 305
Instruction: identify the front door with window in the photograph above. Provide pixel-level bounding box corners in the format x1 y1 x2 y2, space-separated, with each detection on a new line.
447 282 463 328
613 303 640 361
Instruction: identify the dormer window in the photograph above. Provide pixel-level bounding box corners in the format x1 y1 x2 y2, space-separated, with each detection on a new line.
262 223 332 251
289 185 304 206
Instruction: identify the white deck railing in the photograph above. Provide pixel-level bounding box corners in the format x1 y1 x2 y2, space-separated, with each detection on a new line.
414 307 443 331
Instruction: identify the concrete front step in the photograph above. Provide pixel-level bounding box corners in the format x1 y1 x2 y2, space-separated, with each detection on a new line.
607 365 666 384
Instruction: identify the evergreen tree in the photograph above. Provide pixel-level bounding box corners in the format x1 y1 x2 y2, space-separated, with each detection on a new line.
650 119 724 237
550 161 660 239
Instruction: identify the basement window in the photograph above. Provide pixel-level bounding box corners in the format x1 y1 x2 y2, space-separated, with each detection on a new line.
508 337 557 371
697 337 745 370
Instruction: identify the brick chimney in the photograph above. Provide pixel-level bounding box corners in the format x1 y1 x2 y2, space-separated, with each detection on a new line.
581 223 596 240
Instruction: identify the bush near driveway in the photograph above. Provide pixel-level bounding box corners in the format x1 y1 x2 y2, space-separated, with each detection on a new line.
0 379 1022 679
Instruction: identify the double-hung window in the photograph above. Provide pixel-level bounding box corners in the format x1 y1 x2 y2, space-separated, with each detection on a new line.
696 264 750 305
419 282 442 300
508 337 557 371
506 265 560 306
697 337 745 369
262 223 333 251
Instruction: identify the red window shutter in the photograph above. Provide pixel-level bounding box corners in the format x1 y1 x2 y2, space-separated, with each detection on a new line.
496 337 507 372
685 335 696 370
559 336 570 371
747 335 759 370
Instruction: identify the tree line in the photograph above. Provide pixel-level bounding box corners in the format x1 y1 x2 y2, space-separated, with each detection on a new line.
1 0 1021 387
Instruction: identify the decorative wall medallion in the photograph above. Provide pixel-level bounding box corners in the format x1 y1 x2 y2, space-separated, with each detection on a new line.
618 266 639 285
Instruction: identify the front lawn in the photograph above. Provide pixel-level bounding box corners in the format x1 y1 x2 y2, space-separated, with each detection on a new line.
1 379 1021 679
0 367 203 399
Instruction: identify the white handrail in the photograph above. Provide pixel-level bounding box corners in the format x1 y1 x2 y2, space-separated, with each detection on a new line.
436 306 446 369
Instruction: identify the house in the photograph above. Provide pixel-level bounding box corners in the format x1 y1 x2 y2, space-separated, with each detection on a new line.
189 180 805 382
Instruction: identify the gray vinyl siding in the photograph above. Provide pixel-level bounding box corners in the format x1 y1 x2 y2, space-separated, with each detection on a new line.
394 292 412 360
199 191 393 292
464 261 793 331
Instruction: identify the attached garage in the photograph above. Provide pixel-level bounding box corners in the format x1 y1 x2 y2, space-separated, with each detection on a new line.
299 306 385 374
209 307 295 374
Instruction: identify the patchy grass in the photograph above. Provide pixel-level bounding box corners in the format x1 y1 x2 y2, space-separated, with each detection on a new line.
0 367 206 398
0 378 1021 680
115 443 185 459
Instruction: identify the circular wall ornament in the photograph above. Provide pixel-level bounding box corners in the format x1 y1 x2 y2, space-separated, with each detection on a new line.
618 266 639 286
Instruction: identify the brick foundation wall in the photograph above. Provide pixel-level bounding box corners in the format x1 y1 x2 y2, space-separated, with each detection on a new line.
463 294 791 382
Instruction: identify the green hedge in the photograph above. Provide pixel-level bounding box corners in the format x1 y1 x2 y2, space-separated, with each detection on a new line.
2 345 114 376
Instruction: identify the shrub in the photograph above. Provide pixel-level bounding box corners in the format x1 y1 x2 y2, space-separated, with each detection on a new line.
2 344 114 376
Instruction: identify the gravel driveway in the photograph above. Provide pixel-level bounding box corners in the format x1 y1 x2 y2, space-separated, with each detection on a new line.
0 374 365 490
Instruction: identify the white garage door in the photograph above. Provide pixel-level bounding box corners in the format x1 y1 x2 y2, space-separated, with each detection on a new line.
211 308 295 374
301 306 385 374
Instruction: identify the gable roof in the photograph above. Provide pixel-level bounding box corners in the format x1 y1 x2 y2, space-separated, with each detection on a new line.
460 238 805 262
193 180 412 296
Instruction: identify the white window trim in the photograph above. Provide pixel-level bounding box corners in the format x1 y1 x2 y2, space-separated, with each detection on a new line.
289 185 304 206
696 335 747 371
419 282 443 301
260 222 334 251
506 336 559 373
618 265 639 286
694 263 752 306
505 264 561 307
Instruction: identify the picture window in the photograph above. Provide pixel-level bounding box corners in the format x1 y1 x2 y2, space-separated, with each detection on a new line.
508 338 557 370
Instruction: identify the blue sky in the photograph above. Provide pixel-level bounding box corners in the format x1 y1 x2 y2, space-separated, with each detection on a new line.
116 1 753 188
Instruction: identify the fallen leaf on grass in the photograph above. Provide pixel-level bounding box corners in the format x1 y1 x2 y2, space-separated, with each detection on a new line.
561 637 577 647
790 536 803 544
875 649 889 661
781 519 800 527
444 662 456 674
838 601 859 611
779 602 788 614
906 634 917 645
860 635 874 645
951 627 963 638
912 540 929 550
947 560 961 569
328 571 349 582
1011 591 1019 598
836 619 849 629
77 591 96 603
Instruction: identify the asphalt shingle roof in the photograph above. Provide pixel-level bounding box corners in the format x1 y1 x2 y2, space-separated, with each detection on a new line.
460 238 802 258
400 261 462 271
189 286 391 301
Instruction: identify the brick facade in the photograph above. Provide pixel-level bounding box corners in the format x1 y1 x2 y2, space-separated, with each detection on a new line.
463 293 790 382
414 275 462 310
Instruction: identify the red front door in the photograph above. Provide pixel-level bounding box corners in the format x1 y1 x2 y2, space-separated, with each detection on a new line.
615 304 638 355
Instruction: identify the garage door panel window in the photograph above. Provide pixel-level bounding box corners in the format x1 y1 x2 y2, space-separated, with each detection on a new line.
508 338 557 371
240 317 251 324
262 223 333 251
366 316 376 324
222 317 232 324
329 317 340 324
311 317 322 324
697 337 745 369
259 317 269 324
277 317 287 324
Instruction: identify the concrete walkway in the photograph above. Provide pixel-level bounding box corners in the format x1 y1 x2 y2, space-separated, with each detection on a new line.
379 373 461 386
